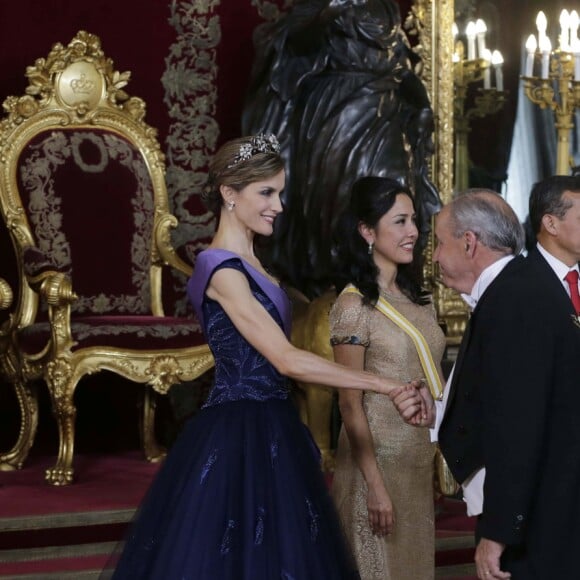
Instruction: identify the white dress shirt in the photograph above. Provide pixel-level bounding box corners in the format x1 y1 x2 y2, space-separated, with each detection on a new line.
431 254 514 516
536 242 580 295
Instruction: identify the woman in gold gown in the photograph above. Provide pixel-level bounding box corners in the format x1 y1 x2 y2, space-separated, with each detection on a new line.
330 177 445 579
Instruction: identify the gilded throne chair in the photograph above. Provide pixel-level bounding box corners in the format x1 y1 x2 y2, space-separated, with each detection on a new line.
0 31 214 485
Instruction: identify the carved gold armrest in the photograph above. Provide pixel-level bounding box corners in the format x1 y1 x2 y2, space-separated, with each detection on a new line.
22 246 77 307
154 212 193 277
0 278 13 310
27 270 78 352
27 271 77 307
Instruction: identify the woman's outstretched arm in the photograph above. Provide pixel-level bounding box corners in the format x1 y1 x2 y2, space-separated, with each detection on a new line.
206 267 417 400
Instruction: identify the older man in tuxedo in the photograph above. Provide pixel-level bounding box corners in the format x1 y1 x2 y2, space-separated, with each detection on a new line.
394 177 580 579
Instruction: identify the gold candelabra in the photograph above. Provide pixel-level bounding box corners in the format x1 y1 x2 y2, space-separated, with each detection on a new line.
523 10 580 175
453 19 507 193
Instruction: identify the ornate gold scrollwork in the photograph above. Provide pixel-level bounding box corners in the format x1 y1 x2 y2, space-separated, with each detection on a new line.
186 351 215 378
146 355 183 395
46 358 74 408
154 212 194 277
0 278 12 310
0 380 38 471
45 357 77 486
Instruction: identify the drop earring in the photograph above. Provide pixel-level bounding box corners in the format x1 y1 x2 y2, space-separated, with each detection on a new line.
227 200 235 211
368 241 374 255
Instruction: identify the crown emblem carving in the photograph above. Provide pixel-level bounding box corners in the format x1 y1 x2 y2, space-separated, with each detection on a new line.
70 73 95 95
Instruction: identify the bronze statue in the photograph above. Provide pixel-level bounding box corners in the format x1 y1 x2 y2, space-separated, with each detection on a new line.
243 0 441 298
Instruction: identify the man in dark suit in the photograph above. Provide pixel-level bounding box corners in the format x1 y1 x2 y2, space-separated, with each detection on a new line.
391 188 524 573
393 177 580 578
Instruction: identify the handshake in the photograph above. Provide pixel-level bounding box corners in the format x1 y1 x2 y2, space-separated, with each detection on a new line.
389 379 437 428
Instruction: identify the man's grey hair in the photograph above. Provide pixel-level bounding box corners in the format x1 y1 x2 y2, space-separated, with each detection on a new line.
447 189 525 255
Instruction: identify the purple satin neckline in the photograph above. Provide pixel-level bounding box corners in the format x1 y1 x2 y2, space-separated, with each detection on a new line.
188 249 292 337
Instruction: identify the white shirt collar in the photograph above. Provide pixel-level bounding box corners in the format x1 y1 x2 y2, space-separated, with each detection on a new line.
461 254 515 310
536 242 580 284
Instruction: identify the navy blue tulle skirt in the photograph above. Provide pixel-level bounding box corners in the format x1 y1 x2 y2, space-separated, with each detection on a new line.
104 398 359 579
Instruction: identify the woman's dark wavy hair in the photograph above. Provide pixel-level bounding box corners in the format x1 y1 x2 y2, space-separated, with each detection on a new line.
332 176 430 306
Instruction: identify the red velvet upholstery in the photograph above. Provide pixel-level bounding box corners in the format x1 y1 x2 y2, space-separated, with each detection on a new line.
18 130 154 315
18 316 205 354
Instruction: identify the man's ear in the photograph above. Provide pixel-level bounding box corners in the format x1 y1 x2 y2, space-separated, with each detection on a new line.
464 231 478 256
541 214 558 235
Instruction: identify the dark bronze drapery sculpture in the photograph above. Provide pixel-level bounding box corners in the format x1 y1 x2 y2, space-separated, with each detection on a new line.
243 0 442 298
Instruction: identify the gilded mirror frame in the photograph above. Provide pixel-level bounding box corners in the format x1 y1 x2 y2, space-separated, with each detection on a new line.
409 0 454 205
410 0 468 344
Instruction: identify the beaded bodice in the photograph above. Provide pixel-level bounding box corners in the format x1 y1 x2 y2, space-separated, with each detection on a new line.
188 249 292 407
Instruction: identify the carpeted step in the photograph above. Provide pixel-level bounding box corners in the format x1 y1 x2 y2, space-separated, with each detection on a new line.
0 522 129 550
0 541 114 578
0 571 101 579
435 534 475 563
0 454 477 578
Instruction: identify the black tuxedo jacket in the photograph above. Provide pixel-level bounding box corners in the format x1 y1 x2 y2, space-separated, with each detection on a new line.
439 249 580 578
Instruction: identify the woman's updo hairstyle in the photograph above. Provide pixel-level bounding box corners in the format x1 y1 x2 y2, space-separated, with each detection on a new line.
202 134 285 215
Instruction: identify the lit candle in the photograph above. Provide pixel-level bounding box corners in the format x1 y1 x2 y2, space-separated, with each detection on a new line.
482 48 492 89
525 34 537 77
475 19 487 58
536 11 548 51
540 36 552 79
492 50 504 91
560 9 571 51
466 21 477 60
570 11 579 48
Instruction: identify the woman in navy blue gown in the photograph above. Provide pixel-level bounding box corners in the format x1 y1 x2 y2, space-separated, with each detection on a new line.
106 134 422 579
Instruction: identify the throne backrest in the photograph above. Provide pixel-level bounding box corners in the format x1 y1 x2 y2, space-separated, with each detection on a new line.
0 31 170 322
17 129 155 315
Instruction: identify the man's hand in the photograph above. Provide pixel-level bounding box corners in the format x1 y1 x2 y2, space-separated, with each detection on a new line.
389 381 436 427
475 538 510 579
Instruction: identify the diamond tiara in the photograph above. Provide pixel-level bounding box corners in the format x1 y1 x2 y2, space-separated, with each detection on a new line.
227 133 281 168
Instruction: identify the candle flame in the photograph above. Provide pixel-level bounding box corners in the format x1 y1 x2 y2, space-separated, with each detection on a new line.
560 9 570 28
475 19 487 34
526 34 538 53
536 11 547 32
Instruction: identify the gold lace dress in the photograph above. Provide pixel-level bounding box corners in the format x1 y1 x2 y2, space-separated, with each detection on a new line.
329 290 445 580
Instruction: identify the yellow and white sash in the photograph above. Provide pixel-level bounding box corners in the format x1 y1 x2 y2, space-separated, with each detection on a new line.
343 284 443 400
